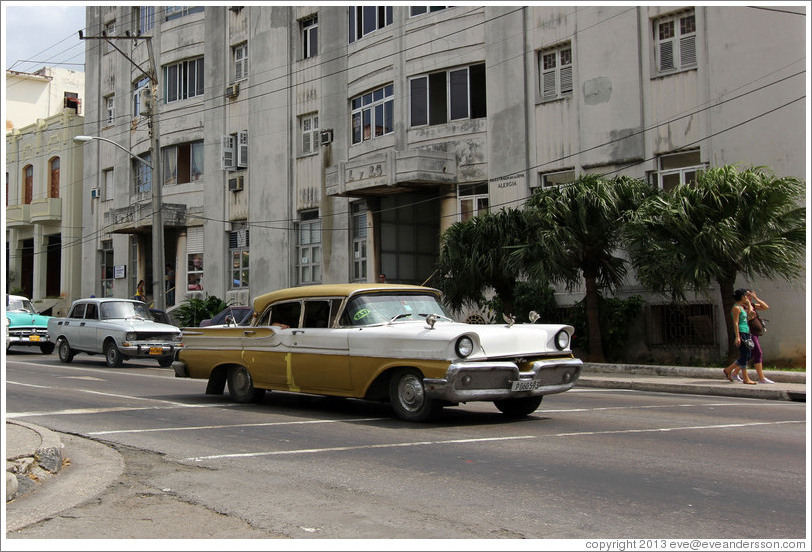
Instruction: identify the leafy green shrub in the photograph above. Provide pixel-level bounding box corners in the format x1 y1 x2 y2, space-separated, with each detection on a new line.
566 295 644 361
174 294 229 327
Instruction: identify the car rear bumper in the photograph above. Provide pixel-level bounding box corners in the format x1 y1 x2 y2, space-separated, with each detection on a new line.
422 357 583 403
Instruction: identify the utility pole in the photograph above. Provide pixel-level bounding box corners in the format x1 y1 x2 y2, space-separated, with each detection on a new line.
79 30 166 310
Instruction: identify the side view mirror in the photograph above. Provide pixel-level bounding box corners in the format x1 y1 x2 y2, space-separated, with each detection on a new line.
528 311 540 324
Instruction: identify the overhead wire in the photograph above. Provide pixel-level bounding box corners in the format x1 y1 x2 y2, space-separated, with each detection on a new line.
5 6 807 260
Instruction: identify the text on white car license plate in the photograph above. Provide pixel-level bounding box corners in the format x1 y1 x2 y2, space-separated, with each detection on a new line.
511 380 541 391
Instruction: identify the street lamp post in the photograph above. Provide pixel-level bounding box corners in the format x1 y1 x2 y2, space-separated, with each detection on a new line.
75 135 166 310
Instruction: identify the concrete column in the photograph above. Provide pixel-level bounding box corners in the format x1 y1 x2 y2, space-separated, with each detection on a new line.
32 225 46 301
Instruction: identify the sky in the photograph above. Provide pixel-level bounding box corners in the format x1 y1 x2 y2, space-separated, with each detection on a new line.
3 2 86 74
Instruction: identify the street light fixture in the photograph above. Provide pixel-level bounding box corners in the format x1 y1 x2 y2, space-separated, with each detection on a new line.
74 134 166 310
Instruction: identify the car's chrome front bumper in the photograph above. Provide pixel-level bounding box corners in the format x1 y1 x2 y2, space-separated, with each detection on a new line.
119 341 179 358
8 331 49 346
422 357 583 403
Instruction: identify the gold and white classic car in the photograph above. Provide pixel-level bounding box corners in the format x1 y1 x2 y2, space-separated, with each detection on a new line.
173 284 583 421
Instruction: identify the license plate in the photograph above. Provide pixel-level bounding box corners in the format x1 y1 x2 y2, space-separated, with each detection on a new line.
149 347 163 355
29 335 41 342
511 380 541 392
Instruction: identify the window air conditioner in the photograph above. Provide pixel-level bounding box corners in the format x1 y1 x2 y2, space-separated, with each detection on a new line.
90 188 101 199
320 129 333 145
228 176 244 192
225 83 239 98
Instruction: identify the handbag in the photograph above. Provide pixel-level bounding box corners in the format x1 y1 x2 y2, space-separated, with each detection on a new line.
748 314 766 336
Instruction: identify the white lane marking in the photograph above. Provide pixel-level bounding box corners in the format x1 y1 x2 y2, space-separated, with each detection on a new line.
183 420 805 462
60 376 106 381
6 404 243 419
4 360 182 380
551 419 804 437
185 435 537 461
88 418 386 435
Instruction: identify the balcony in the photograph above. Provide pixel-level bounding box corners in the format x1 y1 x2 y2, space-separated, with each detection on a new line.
326 149 457 197
29 198 62 223
105 201 188 234
5 204 30 227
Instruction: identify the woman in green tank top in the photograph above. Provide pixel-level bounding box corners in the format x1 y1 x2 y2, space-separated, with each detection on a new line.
723 288 757 384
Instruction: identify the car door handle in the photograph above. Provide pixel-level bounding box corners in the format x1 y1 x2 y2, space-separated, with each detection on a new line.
243 330 256 336
291 330 304 335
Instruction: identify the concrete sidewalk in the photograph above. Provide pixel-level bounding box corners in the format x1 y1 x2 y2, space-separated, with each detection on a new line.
4 363 806 524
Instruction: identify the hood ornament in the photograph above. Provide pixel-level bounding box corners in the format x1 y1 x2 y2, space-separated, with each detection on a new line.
502 313 516 327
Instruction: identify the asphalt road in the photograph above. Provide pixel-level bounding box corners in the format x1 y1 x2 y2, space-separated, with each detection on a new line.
4 351 808 540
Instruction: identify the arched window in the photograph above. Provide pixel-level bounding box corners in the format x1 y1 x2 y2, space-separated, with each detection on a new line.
23 165 33 204
49 157 60 198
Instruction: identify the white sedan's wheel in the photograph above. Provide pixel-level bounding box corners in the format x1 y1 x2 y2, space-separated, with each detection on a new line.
389 368 441 422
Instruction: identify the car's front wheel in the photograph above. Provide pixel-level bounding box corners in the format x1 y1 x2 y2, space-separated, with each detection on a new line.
57 337 74 363
157 355 174 368
104 340 124 367
40 342 55 355
389 368 441 422
494 396 543 417
227 366 265 403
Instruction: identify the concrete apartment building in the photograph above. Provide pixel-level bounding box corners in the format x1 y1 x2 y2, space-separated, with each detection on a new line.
79 5 806 364
5 67 85 312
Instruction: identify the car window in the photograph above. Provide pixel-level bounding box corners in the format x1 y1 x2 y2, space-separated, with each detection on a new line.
100 301 152 320
85 303 99 320
302 300 331 328
68 304 86 319
340 293 451 326
270 301 301 328
7 298 35 313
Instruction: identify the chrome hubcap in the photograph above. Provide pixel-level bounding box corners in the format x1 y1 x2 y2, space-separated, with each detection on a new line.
399 374 424 412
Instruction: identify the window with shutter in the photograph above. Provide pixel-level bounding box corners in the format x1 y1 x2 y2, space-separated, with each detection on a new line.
539 43 572 100
237 130 248 168
221 135 234 170
655 10 696 73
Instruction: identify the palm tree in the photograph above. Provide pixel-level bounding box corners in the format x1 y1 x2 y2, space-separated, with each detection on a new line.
517 174 653 361
435 208 527 317
626 165 805 360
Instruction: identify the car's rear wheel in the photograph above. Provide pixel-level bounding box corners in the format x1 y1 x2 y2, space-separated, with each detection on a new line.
389 368 441 422
57 338 74 363
104 340 124 367
227 366 265 403
494 396 543 417
40 342 55 355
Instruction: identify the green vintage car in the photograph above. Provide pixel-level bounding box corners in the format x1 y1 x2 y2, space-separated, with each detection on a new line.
6 294 54 354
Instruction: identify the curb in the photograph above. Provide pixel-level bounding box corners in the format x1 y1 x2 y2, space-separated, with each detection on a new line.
6 420 64 503
576 376 804 401
581 363 806 383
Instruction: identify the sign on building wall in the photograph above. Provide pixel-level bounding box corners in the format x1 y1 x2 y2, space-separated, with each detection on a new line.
489 171 526 205
114 265 126 279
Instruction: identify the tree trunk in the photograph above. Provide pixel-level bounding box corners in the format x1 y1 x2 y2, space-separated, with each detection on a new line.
583 273 605 362
718 277 738 363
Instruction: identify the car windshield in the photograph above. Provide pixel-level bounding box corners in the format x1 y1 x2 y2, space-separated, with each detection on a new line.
341 292 453 326
7 298 36 313
100 301 152 320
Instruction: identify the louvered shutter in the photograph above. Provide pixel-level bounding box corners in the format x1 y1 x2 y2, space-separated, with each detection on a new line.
237 130 248 168
187 226 204 254
221 135 234 170
560 65 573 94
542 70 557 99
659 40 675 71
680 35 696 67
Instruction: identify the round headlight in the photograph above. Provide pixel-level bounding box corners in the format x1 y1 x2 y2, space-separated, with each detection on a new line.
456 335 474 358
554 329 570 351
126 332 138 341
